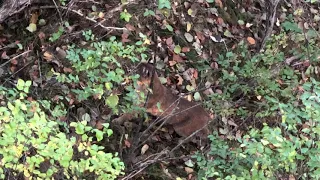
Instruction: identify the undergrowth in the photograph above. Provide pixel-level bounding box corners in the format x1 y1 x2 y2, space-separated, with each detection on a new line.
194 19 320 179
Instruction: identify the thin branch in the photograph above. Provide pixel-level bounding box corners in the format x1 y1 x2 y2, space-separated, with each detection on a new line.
37 5 127 31
0 50 31 68
259 0 281 52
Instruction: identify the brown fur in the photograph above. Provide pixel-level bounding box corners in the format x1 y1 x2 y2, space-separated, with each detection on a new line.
116 63 211 139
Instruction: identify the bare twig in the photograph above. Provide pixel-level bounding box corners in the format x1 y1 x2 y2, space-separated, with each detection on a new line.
121 150 168 180
259 0 281 52
51 0 63 23
60 6 127 30
0 0 30 23
0 50 31 68
36 5 127 31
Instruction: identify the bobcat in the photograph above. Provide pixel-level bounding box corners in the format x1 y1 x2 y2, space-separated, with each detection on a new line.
115 63 211 139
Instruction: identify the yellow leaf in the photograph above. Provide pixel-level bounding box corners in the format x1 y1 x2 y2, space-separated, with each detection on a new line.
187 22 192 32
187 9 193 16
141 144 149 155
144 38 151 45
26 23 37 33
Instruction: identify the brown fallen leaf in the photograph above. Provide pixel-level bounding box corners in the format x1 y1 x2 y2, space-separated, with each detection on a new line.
166 37 173 46
63 67 73 73
196 31 205 42
173 53 183 62
247 37 256 45
121 33 131 43
30 11 39 24
182 47 190 52
185 167 194 174
193 69 198 79
11 59 18 65
175 74 183 85
125 24 135 31
217 17 224 25
215 0 223 8
124 140 131 148
38 32 46 40
1 51 9 59
169 61 177 66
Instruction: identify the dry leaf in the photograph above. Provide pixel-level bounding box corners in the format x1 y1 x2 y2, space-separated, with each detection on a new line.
95 120 103 130
215 0 223 8
176 74 183 85
38 32 46 39
166 37 173 46
182 47 190 52
193 69 198 79
56 47 67 59
185 167 194 174
169 61 177 66
215 89 223 94
124 140 131 148
10 66 16 73
289 175 295 180
125 24 135 31
227 120 238 127
43 51 53 61
11 59 18 65
217 17 224 24
141 144 149 155
173 53 183 62
187 22 192 32
247 37 256 45
1 51 9 59
98 12 104 18
196 31 205 42
63 67 73 73
30 12 39 24
121 33 131 43
256 95 262 100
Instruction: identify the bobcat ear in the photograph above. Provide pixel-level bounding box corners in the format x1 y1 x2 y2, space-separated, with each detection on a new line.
137 63 155 78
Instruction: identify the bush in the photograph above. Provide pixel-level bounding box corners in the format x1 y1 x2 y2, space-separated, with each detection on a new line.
195 23 320 179
0 80 124 179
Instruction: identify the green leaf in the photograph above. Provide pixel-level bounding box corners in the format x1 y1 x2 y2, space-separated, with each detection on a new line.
106 129 113 137
193 92 201 101
144 9 155 17
174 45 181 54
282 21 302 33
95 130 104 141
25 80 32 87
186 85 194 91
224 30 234 38
106 95 119 108
206 0 214 3
81 113 91 122
166 24 173 32
16 43 23 50
238 20 245 25
17 79 25 91
75 123 85 135
120 9 132 22
158 0 171 9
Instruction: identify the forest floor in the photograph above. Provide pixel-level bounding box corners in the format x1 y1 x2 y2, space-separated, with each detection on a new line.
1 0 319 179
